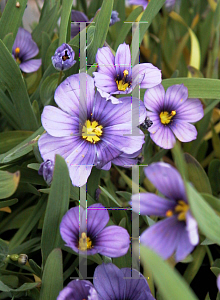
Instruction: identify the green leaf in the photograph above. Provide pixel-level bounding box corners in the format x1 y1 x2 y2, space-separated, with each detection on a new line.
212 125 220 159
0 131 33 154
0 0 27 44
184 153 212 194
140 245 198 300
161 78 220 99
40 73 60 106
2 33 14 52
0 171 20 199
116 191 132 202
0 199 18 209
171 142 187 180
0 239 9 267
59 0 73 45
208 159 220 196
39 249 63 300
139 0 166 43
183 246 206 284
0 281 39 292
41 32 51 73
9 196 47 250
186 182 220 245
0 40 38 131
201 193 220 213
32 2 60 47
0 127 44 164
87 0 114 64
29 259 42 278
41 155 70 267
0 89 21 129
114 6 143 51
98 186 121 207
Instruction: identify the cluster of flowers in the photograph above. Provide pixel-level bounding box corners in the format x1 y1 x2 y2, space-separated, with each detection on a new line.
11 3 204 298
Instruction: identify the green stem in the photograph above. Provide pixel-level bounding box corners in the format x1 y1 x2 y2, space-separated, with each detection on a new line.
57 71 63 87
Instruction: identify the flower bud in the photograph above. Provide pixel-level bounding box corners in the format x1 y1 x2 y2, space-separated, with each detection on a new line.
52 43 76 71
38 159 54 185
109 11 120 26
18 254 28 265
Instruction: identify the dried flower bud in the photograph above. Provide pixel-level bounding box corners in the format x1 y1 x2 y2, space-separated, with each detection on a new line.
38 159 54 185
18 254 28 265
52 43 76 71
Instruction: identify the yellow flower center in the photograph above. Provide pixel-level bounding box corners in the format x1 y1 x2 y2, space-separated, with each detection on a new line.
116 69 130 91
160 110 176 125
15 47 20 54
78 232 93 251
82 120 103 144
166 200 189 221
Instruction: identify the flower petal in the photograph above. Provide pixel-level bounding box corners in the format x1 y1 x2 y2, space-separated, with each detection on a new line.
131 193 176 217
170 120 197 142
121 268 155 300
41 106 79 137
38 133 82 162
87 203 110 237
164 84 188 111
93 263 125 300
96 47 116 76
13 28 39 61
54 73 95 119
94 141 122 168
186 211 199 246
149 124 176 149
132 63 162 89
19 59 41 73
60 206 81 252
95 225 130 257
112 150 142 167
57 280 97 300
140 216 183 260
115 43 131 78
144 162 187 201
144 84 165 113
176 98 204 122
175 226 195 262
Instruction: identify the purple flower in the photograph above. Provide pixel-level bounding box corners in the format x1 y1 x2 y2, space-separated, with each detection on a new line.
38 159 54 185
165 0 176 10
51 43 76 71
128 0 149 10
130 162 199 261
60 203 130 257
57 280 98 300
57 263 155 300
71 10 120 39
144 84 204 149
12 27 41 73
38 73 146 187
93 43 162 104
217 275 220 292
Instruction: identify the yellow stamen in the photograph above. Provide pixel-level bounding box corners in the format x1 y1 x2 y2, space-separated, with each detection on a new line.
166 210 173 217
82 120 103 144
175 200 189 221
160 110 176 125
15 47 20 54
116 69 130 91
78 232 93 251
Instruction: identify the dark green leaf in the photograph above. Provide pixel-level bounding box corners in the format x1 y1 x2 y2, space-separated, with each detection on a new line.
41 155 70 267
39 249 63 300
140 245 198 300
0 131 33 154
208 159 220 196
0 199 18 209
0 40 38 130
0 171 20 199
59 0 73 45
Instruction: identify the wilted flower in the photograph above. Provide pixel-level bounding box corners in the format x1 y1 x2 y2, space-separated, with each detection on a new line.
131 162 199 261
51 43 76 71
71 10 120 39
144 84 204 149
57 263 155 300
38 159 54 185
38 73 146 187
12 27 41 73
93 43 161 103
60 203 130 257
